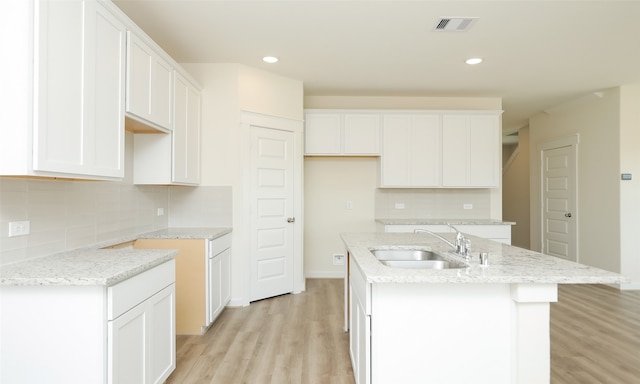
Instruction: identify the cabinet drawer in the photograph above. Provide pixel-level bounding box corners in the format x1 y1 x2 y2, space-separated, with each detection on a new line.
210 234 232 256
108 260 175 320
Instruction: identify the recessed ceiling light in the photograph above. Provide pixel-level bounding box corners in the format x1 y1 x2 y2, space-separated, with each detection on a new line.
262 56 278 63
465 58 483 65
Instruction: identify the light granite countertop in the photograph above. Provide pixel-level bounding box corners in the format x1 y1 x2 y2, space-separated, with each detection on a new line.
0 227 232 286
0 247 176 286
342 232 628 284
376 218 515 225
137 227 232 240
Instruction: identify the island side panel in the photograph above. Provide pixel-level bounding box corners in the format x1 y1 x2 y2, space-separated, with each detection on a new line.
511 283 558 384
371 283 513 384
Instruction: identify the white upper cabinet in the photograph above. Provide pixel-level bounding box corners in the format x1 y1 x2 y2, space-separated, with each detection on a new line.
305 113 341 154
380 113 441 187
126 31 173 132
304 110 380 155
379 110 501 188
442 114 500 187
172 72 201 185
133 71 201 185
0 0 126 180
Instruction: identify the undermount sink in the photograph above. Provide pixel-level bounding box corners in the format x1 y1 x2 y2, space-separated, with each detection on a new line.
370 248 467 270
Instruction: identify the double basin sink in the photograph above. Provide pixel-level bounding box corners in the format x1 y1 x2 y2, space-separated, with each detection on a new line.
370 248 467 270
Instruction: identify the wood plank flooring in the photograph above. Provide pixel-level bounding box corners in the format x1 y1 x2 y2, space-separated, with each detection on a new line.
167 280 640 384
166 279 354 384
551 284 640 384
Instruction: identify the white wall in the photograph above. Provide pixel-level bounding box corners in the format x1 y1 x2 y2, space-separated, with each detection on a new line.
303 95 503 277
529 89 621 274
502 127 530 249
304 157 378 277
180 63 304 305
619 84 640 288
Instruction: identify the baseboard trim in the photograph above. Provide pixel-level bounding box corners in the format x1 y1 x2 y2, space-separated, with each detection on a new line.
305 271 344 279
620 282 640 291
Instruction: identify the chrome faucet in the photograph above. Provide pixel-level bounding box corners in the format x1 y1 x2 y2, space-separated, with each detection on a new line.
414 224 471 260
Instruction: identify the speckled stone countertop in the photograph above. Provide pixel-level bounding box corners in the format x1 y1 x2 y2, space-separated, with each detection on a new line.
376 218 516 225
342 232 628 284
0 247 176 286
137 227 232 240
0 227 232 286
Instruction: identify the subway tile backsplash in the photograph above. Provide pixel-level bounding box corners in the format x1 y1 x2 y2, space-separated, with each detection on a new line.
375 188 491 219
0 177 233 266
0 177 169 265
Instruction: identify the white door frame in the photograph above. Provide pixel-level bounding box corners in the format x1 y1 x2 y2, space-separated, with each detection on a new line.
239 111 304 306
537 134 579 260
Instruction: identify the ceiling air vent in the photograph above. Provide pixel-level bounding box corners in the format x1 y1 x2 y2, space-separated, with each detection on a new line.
434 18 477 32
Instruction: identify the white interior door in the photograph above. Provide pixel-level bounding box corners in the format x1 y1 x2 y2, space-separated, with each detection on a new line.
250 126 295 302
542 145 577 261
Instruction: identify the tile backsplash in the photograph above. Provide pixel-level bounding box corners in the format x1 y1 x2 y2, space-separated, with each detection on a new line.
375 188 491 219
0 179 233 266
0 177 169 265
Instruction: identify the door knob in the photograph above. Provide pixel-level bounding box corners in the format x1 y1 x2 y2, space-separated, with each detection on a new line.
565 213 572 218
287 217 295 223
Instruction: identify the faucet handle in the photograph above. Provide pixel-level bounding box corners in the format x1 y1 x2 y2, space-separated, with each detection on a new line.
460 238 471 258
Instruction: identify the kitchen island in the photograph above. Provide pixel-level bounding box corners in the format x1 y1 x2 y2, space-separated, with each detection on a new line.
342 232 627 384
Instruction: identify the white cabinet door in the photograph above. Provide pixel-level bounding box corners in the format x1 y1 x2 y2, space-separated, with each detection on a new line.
109 283 176 384
305 113 341 154
343 114 380 154
172 71 201 184
304 111 380 155
208 253 223 324
349 257 371 384
380 113 441 187
33 0 126 179
220 248 231 305
442 114 500 187
126 31 173 132
109 300 147 384
133 71 201 185
148 284 176 384
381 114 411 186
469 115 500 187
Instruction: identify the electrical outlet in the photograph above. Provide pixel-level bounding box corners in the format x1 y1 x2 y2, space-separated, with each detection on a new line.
395 203 405 209
463 203 473 210
346 201 353 210
333 254 345 265
157 208 165 216
8 221 30 237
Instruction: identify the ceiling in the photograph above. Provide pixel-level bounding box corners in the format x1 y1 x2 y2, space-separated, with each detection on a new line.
113 0 640 134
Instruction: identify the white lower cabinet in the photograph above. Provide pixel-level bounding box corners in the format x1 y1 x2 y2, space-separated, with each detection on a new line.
349 257 371 384
109 283 176 384
208 235 232 324
134 234 231 335
0 260 176 384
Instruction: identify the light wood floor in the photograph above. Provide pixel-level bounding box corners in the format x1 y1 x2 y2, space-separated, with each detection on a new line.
167 280 640 384
166 279 354 384
551 284 640 384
